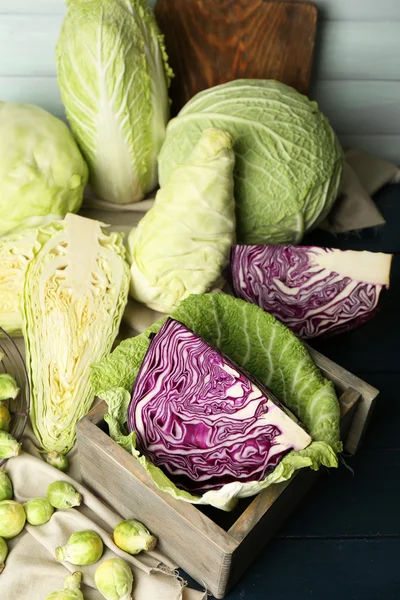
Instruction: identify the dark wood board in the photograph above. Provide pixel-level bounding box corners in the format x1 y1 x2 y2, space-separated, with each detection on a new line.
308 310 400 375
278 449 400 537
361 373 400 449
305 183 400 255
154 0 318 114
188 538 400 600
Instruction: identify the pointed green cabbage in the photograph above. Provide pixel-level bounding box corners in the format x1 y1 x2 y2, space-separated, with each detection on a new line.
91 293 342 511
22 214 130 455
56 0 173 205
128 128 236 313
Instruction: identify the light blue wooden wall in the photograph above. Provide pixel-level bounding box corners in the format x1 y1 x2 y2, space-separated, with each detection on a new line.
0 0 399 163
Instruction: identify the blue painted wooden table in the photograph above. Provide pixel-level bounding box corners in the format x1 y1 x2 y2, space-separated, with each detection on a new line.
186 182 400 600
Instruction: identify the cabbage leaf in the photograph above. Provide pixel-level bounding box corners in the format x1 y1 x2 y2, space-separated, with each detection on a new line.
92 293 341 511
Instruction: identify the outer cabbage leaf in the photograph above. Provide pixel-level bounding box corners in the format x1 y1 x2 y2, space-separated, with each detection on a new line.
158 79 343 245
231 244 393 338
57 0 173 205
22 214 130 455
128 128 236 312
0 103 88 237
92 293 341 511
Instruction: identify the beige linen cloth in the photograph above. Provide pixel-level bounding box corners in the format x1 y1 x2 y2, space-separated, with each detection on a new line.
3 443 204 600
1 148 398 600
320 149 400 233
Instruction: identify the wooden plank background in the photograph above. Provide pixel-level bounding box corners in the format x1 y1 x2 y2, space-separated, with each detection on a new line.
0 0 399 163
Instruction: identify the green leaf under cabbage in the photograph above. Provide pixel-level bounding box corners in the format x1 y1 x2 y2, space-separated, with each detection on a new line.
92 293 342 511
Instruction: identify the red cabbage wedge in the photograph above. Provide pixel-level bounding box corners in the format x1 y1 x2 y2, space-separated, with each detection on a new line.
231 245 392 338
91 293 341 511
127 318 312 493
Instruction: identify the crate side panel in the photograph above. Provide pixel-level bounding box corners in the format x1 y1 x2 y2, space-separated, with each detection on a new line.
77 431 232 598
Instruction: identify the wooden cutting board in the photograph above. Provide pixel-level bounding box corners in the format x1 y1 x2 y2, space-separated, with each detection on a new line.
154 0 318 115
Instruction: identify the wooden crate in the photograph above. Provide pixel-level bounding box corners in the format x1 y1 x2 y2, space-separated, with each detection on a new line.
76 349 378 599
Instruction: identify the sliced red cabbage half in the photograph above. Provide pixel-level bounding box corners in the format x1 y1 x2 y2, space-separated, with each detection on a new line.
230 245 392 338
127 318 311 493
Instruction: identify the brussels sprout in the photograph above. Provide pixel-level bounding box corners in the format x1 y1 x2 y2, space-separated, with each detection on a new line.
45 571 84 600
46 451 69 473
0 401 11 432
56 530 104 565
0 374 19 401
0 431 21 459
47 481 82 509
0 536 8 573
24 497 54 525
95 558 133 600
0 469 13 501
0 500 26 538
113 519 157 555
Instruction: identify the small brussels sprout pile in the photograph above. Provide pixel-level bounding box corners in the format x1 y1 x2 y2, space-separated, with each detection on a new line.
45 571 84 600
0 464 89 576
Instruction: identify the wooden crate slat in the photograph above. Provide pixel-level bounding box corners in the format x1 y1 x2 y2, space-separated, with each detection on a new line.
77 346 376 598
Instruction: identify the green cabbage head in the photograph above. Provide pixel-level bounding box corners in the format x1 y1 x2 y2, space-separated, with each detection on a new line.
0 103 88 238
57 0 173 205
158 79 344 245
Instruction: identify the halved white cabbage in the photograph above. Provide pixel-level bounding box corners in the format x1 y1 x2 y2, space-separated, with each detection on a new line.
22 214 130 455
